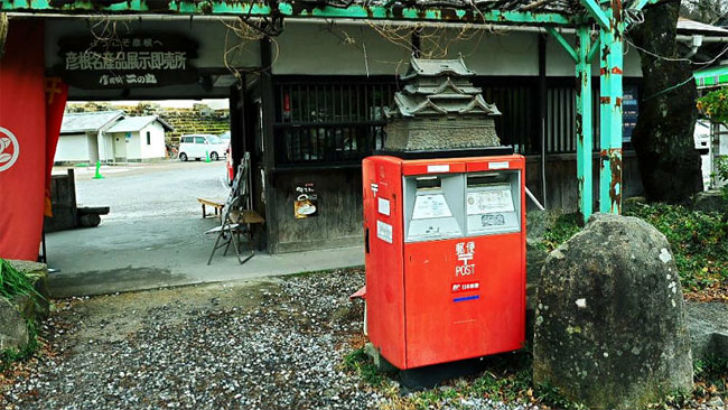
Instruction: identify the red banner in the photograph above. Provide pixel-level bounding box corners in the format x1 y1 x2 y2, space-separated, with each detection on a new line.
0 21 47 261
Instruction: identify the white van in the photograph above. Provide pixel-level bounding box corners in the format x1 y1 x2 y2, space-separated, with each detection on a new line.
178 134 227 161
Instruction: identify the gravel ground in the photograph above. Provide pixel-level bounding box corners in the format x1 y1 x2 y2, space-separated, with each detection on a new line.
1 269 725 410
2 270 383 410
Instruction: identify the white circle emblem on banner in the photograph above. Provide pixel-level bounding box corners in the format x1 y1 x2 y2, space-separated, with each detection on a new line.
0 127 20 172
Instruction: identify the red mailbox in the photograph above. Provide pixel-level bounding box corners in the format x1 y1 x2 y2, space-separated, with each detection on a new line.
362 154 526 370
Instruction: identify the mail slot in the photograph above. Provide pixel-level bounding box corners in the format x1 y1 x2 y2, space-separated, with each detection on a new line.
362 154 526 369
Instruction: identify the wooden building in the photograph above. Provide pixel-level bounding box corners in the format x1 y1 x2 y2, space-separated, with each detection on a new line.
13 16 725 252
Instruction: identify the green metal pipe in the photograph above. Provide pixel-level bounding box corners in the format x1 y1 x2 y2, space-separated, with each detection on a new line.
598 0 624 215
587 38 599 62
575 25 593 222
579 0 610 29
547 27 577 63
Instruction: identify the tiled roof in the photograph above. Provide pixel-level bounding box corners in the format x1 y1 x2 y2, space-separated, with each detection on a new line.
388 56 501 118
61 111 124 134
107 115 174 133
402 56 474 80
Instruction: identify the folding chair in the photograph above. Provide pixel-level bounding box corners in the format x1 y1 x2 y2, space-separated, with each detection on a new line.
206 153 254 265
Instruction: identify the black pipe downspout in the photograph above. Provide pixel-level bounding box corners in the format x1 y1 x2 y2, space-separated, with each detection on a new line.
538 33 548 209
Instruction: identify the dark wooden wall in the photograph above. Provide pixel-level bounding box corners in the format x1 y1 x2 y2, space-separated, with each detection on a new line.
262 154 644 253
267 168 363 253
525 151 644 212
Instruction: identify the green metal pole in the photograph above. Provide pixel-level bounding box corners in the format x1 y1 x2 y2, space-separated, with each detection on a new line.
575 26 593 222
598 0 624 214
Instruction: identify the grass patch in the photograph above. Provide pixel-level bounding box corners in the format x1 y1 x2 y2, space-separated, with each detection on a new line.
0 258 44 306
342 347 386 388
342 347 585 409
0 258 45 370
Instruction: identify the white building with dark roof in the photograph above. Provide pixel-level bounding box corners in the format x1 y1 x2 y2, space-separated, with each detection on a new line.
106 116 173 162
56 110 124 164
56 111 173 164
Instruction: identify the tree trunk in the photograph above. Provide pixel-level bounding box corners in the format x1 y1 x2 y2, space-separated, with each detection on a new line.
630 0 704 202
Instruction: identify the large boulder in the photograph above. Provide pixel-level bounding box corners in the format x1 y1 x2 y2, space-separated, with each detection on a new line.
685 301 728 362
0 298 29 352
692 190 728 214
533 213 693 409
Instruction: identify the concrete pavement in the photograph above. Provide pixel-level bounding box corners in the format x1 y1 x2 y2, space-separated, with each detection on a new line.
46 161 364 298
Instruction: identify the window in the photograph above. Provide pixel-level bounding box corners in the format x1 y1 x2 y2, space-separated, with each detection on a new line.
195 137 206 144
477 78 640 155
273 77 640 159
146 131 151 145
274 79 396 165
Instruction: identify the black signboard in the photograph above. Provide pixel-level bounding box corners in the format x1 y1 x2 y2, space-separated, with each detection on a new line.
57 34 199 89
623 85 639 143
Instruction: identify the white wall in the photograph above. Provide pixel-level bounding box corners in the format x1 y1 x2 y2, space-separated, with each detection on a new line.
273 24 643 77
126 132 142 160
429 29 539 76
138 122 167 159
108 122 166 160
55 133 90 163
109 132 138 160
545 34 642 77
99 133 115 162
273 22 412 75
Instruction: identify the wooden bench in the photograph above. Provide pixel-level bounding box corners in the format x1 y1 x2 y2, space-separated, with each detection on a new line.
197 198 224 219
230 209 265 225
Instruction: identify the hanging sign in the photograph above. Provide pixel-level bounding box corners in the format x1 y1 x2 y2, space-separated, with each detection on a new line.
57 33 199 89
294 183 318 219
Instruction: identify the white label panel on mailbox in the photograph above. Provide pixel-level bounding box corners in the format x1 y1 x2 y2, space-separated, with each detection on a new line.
377 220 393 243
427 164 450 173
412 194 453 219
377 197 391 216
488 161 510 170
466 184 514 215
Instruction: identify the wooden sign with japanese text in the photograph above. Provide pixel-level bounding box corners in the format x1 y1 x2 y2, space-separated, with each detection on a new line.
57 33 199 89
